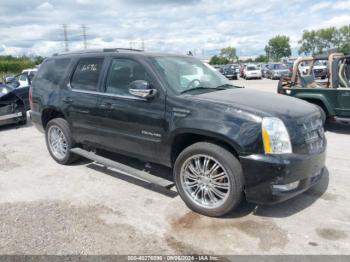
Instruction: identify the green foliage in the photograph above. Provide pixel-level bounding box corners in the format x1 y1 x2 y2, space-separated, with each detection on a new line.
209 55 229 65
254 54 268 63
299 25 350 55
220 46 237 62
0 56 40 83
265 35 291 61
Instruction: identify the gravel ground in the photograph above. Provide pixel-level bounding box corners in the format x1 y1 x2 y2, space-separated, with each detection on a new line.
0 78 349 255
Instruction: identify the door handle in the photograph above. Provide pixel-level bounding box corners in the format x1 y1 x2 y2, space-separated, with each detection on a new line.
62 97 73 103
98 102 112 109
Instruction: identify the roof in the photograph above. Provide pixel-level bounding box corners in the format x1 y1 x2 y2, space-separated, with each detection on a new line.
53 48 189 58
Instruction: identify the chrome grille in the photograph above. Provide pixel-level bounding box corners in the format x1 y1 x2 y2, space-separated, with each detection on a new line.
301 117 325 154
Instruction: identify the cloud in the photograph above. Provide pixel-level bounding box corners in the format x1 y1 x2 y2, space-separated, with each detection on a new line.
310 1 331 12
0 0 349 57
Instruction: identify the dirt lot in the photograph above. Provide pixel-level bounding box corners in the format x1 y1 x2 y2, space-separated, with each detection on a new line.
0 78 349 255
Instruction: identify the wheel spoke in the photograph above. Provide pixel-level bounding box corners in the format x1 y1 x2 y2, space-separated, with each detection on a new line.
207 188 218 203
211 172 226 180
210 186 226 199
203 158 210 173
211 181 229 190
185 180 200 187
188 163 200 177
208 163 220 176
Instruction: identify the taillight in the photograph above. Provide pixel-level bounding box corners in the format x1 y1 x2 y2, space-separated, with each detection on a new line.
29 86 33 109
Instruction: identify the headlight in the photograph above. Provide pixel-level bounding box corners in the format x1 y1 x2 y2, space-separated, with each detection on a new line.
262 117 292 154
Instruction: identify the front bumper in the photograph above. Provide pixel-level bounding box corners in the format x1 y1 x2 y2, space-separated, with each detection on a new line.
240 150 326 204
0 105 23 126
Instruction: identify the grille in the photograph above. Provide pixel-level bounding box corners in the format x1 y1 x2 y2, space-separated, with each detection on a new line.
300 117 325 154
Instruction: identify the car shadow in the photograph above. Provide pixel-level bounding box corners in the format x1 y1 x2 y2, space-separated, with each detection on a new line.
325 121 350 135
252 168 329 218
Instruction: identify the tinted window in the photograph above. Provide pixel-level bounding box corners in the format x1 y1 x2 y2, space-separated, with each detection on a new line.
71 58 104 91
35 58 71 85
106 59 150 95
247 66 257 71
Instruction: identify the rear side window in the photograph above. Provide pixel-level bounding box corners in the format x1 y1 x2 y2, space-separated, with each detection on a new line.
35 58 71 85
71 58 104 91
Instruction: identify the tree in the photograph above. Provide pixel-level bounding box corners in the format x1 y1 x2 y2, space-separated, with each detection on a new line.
220 47 237 62
255 54 268 63
298 25 350 55
338 25 350 54
298 30 318 55
209 55 229 65
265 35 291 61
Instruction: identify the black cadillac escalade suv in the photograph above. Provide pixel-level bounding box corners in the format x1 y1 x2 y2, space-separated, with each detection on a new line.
30 49 326 217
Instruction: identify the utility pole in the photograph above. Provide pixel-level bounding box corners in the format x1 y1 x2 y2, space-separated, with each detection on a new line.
81 24 87 49
62 24 69 52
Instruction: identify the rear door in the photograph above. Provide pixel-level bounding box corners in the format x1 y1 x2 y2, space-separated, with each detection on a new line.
95 57 167 163
64 56 107 144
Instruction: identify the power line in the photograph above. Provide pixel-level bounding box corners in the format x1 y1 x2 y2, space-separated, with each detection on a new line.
62 24 69 51
81 24 87 49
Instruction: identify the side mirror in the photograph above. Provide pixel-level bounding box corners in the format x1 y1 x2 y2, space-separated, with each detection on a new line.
5 76 15 84
9 81 20 88
129 80 157 99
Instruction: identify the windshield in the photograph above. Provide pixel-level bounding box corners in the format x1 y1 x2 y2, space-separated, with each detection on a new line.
272 64 288 69
150 56 233 94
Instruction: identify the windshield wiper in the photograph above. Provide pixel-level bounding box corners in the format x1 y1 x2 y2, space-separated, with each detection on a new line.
215 84 235 89
180 86 227 94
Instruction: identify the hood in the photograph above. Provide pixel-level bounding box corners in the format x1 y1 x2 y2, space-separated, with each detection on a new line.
193 88 319 121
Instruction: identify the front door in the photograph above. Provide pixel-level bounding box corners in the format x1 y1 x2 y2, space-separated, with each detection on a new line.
96 57 167 163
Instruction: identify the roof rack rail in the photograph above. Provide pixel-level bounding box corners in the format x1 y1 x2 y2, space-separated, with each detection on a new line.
53 48 144 56
103 48 144 52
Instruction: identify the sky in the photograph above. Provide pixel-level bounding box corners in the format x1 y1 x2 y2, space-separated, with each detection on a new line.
0 0 349 58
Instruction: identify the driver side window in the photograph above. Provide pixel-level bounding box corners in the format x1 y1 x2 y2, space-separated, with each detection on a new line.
106 59 150 96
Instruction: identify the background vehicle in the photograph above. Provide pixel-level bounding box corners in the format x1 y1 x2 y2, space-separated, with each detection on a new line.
30 49 326 217
261 64 269 78
213 65 224 74
223 64 238 80
266 63 290 79
0 83 29 126
243 65 262 79
278 53 350 122
299 61 327 80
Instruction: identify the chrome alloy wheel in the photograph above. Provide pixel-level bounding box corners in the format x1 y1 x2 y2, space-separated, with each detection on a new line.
180 154 231 209
48 125 68 160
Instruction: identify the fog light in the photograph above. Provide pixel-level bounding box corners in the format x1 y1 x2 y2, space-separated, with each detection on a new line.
272 181 299 192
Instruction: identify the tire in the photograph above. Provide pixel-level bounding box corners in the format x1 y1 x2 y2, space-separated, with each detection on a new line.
314 104 327 123
45 118 80 165
18 110 27 125
173 142 244 217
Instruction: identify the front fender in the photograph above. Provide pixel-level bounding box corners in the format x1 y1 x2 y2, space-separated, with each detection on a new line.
294 93 335 116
